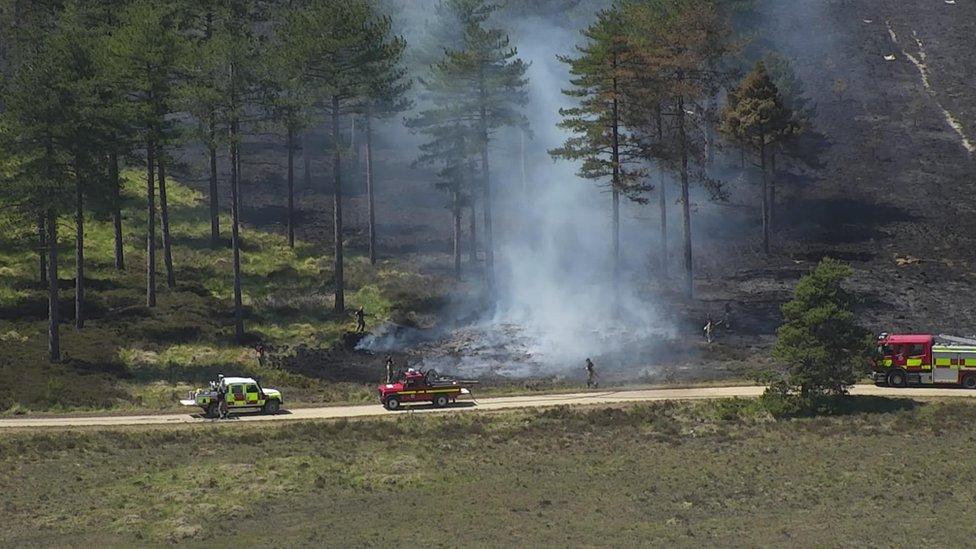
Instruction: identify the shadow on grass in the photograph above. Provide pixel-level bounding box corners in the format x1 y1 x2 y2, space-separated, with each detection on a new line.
774 395 919 419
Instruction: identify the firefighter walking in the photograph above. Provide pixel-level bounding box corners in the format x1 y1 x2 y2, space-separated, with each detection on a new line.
384 355 395 384
355 307 367 333
703 315 715 345
585 358 598 389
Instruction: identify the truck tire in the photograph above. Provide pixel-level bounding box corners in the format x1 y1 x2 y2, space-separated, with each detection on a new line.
384 396 401 411
205 403 218 419
963 374 976 389
888 370 908 388
433 394 449 408
262 399 281 415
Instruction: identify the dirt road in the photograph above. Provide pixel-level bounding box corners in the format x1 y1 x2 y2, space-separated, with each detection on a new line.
2 384 974 429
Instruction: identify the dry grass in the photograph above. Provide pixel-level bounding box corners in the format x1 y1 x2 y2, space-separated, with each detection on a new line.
2 397 973 546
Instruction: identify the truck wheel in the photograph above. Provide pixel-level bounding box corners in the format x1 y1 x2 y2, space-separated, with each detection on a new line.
384 396 401 411
888 370 907 388
963 375 976 389
262 399 281 415
433 394 449 408
205 403 218 419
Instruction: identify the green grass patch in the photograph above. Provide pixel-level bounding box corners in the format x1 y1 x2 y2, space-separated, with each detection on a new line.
0 168 451 413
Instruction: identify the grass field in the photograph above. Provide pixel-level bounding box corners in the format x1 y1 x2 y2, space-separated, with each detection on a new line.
0 169 448 414
3 397 975 547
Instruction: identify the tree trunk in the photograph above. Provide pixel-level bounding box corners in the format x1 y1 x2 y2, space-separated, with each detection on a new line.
677 96 693 298
760 142 769 255
74 167 84 330
37 214 47 285
478 69 495 294
519 127 527 194
453 189 462 280
206 11 219 246
230 119 245 343
468 162 478 264
770 147 777 237
659 168 668 279
657 107 667 279
331 96 345 313
287 126 296 248
158 157 176 288
366 111 377 264
481 139 494 292
47 210 59 362
610 63 621 315
469 202 477 264
208 140 220 246
303 129 312 189
146 140 157 307
111 152 124 270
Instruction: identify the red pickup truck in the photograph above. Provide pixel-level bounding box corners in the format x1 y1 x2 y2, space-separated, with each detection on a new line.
378 369 471 411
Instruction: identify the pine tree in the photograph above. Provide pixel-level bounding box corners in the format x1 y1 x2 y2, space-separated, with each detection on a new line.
262 4 316 249
720 61 797 254
106 1 185 307
180 0 228 247
407 57 478 280
627 0 733 298
0 10 79 359
206 0 265 343
443 0 529 294
358 27 409 265
772 258 872 398
551 6 649 313
283 0 407 313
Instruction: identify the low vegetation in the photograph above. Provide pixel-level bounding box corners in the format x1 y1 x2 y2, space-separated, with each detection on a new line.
0 170 446 413
4 397 975 546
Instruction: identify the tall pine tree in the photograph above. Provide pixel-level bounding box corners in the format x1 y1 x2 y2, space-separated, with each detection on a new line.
551 6 649 314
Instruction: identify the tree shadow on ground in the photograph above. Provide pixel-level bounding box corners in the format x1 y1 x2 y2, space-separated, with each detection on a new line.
810 395 918 417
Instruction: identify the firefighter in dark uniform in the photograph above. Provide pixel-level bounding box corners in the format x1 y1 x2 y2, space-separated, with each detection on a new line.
585 358 597 389
385 355 395 384
355 307 367 333
217 374 228 419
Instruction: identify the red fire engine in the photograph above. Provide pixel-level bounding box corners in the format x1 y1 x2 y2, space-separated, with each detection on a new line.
874 333 976 388
378 369 472 411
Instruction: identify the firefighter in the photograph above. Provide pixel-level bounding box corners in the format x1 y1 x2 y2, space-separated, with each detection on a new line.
703 315 715 345
585 358 598 389
255 342 268 368
216 374 229 419
355 307 367 333
384 355 395 384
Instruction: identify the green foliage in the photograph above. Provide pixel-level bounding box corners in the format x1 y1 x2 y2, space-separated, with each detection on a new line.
550 6 650 202
769 258 872 399
0 168 445 413
720 61 798 149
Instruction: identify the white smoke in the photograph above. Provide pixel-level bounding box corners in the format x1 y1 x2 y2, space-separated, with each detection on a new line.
363 2 677 378
489 13 675 372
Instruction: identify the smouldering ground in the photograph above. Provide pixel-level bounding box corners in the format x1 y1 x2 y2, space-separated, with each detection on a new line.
4 397 976 546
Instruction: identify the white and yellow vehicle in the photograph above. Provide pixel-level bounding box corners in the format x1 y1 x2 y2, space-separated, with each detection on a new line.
180 377 283 418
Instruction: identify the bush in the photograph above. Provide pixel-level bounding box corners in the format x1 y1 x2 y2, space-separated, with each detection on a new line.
769 258 873 399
